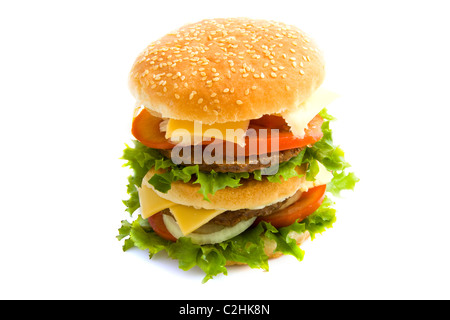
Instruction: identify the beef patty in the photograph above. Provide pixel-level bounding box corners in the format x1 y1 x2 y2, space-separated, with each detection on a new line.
160 147 302 173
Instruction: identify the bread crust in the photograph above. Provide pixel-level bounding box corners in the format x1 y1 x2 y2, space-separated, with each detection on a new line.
129 18 325 124
142 166 310 211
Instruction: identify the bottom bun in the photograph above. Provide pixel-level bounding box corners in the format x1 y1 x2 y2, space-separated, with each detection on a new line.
225 230 310 266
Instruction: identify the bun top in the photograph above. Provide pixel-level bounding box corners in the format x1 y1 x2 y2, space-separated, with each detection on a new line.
129 18 325 124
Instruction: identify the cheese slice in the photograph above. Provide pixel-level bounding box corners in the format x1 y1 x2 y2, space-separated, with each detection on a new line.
138 183 225 235
138 184 177 219
165 119 250 147
282 88 339 138
169 205 225 236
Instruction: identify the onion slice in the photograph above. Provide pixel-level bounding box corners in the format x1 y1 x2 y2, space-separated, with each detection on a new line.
163 214 256 245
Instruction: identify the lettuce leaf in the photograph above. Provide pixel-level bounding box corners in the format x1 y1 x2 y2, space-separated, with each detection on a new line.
327 171 360 196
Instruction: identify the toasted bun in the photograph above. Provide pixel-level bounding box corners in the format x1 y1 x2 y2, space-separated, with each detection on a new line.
142 166 310 211
129 18 325 124
226 231 310 266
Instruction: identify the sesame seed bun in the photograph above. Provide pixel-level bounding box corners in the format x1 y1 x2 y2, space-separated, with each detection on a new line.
129 18 325 124
142 165 312 211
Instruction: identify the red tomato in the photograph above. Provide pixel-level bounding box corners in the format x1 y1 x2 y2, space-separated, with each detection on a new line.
131 108 175 149
256 184 326 228
242 114 324 156
131 108 324 156
148 212 177 242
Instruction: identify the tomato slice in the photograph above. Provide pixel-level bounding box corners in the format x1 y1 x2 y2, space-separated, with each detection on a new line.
256 184 326 228
148 212 177 242
242 114 324 156
131 108 323 155
131 107 175 149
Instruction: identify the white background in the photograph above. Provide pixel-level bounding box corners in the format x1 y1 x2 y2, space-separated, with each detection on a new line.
1 0 449 300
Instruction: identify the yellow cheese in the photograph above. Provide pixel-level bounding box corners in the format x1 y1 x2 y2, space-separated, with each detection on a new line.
165 119 250 146
169 205 225 236
282 88 339 138
138 183 225 235
138 184 177 219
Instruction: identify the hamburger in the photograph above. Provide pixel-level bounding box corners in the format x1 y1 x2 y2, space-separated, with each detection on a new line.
117 18 358 282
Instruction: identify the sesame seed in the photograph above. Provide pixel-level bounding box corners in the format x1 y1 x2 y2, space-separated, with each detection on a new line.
174 94 180 99
236 100 243 105
198 98 203 104
299 69 305 75
245 88 250 95
285 85 290 91
223 88 230 93
270 72 277 78
211 92 217 97
253 73 260 78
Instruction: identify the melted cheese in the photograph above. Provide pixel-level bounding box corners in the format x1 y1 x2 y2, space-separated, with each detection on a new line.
138 184 177 219
169 206 225 236
282 88 339 138
138 184 225 235
165 119 250 146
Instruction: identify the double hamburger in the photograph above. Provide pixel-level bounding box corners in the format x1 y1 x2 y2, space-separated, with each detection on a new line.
118 18 357 282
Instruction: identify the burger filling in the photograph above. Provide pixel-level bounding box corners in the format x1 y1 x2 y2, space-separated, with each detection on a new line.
118 108 358 282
